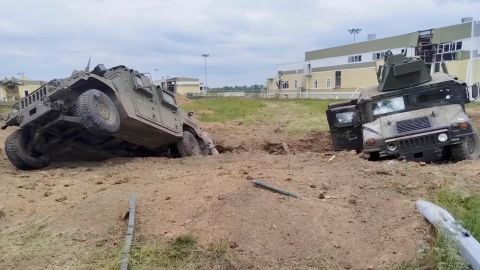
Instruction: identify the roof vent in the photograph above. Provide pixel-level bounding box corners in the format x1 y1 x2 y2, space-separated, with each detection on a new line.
462 17 473 23
367 33 376 41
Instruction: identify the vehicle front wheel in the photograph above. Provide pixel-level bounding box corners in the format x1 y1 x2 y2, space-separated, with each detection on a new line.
368 151 380 161
450 134 479 161
76 89 120 134
176 131 201 157
5 129 51 170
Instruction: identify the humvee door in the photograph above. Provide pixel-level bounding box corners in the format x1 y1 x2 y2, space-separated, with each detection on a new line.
326 102 363 151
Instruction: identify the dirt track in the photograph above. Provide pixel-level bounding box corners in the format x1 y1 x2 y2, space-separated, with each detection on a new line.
1 106 480 269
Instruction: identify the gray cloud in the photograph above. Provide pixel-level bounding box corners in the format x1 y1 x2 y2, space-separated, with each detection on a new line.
0 0 478 86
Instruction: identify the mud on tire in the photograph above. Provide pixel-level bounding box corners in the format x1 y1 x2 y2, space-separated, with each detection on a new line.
76 89 120 134
176 131 201 157
450 132 480 161
5 129 51 170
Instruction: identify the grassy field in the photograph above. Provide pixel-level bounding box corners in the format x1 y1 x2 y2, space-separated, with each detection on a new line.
182 98 334 134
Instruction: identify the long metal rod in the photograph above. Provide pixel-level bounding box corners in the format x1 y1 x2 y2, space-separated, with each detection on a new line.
120 193 137 270
254 180 300 198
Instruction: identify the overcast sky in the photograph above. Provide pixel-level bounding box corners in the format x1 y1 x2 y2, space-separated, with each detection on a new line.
0 0 478 87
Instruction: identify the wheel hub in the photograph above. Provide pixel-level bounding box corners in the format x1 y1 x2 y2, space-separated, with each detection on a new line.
95 100 111 121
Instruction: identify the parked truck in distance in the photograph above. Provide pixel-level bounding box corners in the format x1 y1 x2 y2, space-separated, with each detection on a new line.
327 52 479 162
2 64 218 170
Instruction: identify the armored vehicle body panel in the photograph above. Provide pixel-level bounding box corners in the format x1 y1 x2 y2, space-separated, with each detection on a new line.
327 53 479 162
2 64 217 170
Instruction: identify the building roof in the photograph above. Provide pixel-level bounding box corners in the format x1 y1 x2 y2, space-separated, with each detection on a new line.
166 77 199 82
305 21 473 61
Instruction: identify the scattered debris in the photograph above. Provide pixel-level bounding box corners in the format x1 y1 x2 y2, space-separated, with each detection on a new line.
310 184 317 188
328 155 336 162
318 193 325 199
55 196 67 202
281 142 292 155
263 141 293 155
253 180 300 198
230 241 239 249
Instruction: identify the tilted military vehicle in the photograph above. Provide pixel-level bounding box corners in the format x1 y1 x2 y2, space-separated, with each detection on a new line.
2 64 218 170
327 52 479 162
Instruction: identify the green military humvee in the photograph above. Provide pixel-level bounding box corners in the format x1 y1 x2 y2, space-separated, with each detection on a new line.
327 52 479 162
2 64 217 170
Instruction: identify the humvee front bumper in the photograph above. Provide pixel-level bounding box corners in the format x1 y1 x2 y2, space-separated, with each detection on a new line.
382 128 474 161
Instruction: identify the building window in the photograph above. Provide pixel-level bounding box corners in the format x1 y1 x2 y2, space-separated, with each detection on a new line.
314 80 318 88
326 78 331 88
24 90 29 96
294 80 298 88
372 52 386 60
348 55 362 63
282 81 289 89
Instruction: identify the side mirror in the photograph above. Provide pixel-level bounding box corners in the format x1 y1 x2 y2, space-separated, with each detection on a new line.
471 83 479 100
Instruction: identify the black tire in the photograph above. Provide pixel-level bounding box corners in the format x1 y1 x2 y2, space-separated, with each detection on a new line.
176 131 201 157
5 129 51 170
368 151 380 161
450 134 479 161
76 89 120 134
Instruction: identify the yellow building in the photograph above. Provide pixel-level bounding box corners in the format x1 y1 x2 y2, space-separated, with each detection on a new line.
0 77 45 102
164 77 202 95
268 18 480 99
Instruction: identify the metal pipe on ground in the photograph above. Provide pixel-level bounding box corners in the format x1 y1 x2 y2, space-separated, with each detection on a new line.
253 180 300 198
120 193 137 270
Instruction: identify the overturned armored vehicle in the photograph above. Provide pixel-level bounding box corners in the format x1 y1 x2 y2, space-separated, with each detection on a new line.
2 64 217 170
327 52 479 162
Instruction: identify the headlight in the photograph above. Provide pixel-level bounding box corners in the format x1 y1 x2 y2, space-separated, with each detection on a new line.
386 142 398 152
366 138 376 146
451 122 470 130
437 133 448 142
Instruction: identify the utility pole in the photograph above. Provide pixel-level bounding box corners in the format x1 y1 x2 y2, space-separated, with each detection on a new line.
201 53 209 92
154 69 159 81
348 28 362 44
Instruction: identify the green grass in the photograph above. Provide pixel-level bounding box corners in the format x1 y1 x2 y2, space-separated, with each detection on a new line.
182 97 334 134
388 234 468 270
390 189 480 270
181 98 265 122
434 189 480 240
125 234 242 270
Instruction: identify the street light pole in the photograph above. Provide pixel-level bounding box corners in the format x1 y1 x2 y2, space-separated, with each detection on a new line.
348 28 362 44
201 53 209 92
154 69 159 81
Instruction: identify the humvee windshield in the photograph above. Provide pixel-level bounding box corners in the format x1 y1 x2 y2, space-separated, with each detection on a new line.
370 87 457 120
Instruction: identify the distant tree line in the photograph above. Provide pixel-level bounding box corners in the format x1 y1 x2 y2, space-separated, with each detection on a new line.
208 84 264 92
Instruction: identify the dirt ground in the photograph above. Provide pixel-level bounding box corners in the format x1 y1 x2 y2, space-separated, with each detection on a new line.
0 104 480 269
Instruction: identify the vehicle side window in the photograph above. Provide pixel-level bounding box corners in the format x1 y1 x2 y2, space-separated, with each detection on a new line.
336 111 355 124
161 90 177 107
135 75 144 88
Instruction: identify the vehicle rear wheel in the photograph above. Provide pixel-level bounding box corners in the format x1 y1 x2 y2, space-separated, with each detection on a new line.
368 151 380 161
450 133 479 161
76 89 120 134
176 131 201 157
5 129 51 170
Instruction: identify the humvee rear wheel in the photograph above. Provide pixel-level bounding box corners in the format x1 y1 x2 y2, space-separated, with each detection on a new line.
5 129 51 170
450 133 479 161
76 89 120 134
176 131 201 157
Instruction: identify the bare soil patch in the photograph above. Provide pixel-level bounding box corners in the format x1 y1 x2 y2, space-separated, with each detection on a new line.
0 102 479 269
